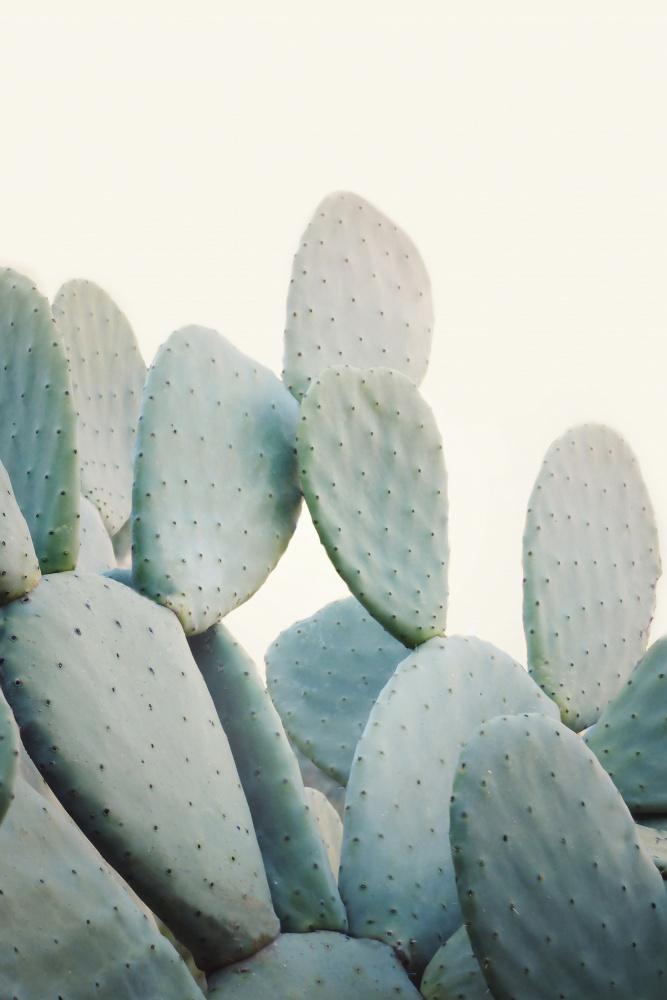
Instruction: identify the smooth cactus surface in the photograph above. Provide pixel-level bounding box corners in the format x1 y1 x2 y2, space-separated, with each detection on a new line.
304 787 343 880
0 689 18 825
132 325 302 635
298 365 448 646
53 279 146 535
420 925 487 1000
338 635 558 976
265 596 407 783
76 494 116 573
523 423 661 730
283 192 434 403
636 820 667 877
450 713 667 999
0 572 279 970
188 622 347 935
207 931 422 998
0 457 41 603
0 268 79 571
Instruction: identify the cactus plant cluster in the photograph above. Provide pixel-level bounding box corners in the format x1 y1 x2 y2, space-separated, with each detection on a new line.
0 192 665 998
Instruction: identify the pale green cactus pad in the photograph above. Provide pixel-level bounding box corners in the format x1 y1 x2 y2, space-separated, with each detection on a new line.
298 366 448 647
523 423 661 730
76 494 116 573
132 326 302 635
304 787 343 880
420 925 487 1000
0 456 41 603
111 516 132 567
265 597 407 783
207 931 422 999
450 713 667 1000
0 571 279 970
53 279 146 535
0 268 79 571
283 191 434 403
0 773 205 1000
636 820 667 877
338 636 558 976
189 622 347 935
0 689 19 826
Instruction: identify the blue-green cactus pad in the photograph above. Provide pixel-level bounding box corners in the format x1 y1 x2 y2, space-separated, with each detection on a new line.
265 597 407 783
0 773 205 999
0 457 41 603
420 925 487 1000
291 742 345 819
586 635 667 812
188 622 347 934
132 326 301 634
0 572 279 970
304 787 343 880
338 635 559 975
111 516 132 567
0 268 79 571
53 279 146 535
298 366 448 646
636 821 667 877
283 191 434 403
523 423 661 730
207 931 422 999
0 688 19 826
450 713 667 1000
76 494 116 573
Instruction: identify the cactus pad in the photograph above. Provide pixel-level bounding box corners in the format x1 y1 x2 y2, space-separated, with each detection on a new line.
76 494 116 573
523 423 661 730
0 688 18 826
420 925 487 1000
298 366 448 646
0 457 41 603
304 787 343 880
283 192 434 403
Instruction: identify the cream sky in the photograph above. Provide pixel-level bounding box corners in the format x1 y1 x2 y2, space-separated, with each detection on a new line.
2 2 666 667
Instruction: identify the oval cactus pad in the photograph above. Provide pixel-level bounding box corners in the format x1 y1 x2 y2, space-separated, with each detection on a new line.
0 456 41 603
53 279 147 536
523 423 661 730
265 597 407 783
0 572 279 970
0 268 79 571
338 635 559 976
283 191 434 402
450 713 667 999
133 326 301 634
298 366 448 647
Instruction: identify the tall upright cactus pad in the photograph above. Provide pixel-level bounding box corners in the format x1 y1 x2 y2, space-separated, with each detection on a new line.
0 689 19 826
0 773 205 999
586 635 667 812
0 268 79 571
207 931 422 999
298 366 448 647
189 623 348 934
0 456 41 603
53 279 147 536
450 713 667 999
338 636 558 975
265 597 407 784
133 326 302 635
0 572 279 970
282 192 434 403
523 423 661 730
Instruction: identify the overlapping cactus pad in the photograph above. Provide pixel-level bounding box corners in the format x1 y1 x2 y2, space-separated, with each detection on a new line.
420 925 487 1000
132 325 302 634
0 690 18 825
0 457 41 603
283 191 434 403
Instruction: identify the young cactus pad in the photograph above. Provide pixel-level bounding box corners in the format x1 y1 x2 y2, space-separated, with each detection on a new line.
450 713 667 1000
282 191 434 403
52 279 147 536
523 423 661 730
0 268 79 571
132 325 302 635
297 366 448 647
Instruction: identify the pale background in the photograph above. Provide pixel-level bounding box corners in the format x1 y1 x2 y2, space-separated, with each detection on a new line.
2 1 666 668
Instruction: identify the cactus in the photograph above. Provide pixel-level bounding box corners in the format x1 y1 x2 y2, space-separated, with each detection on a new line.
0 192 666 996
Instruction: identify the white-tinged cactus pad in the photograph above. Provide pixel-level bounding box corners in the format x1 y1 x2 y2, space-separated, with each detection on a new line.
298 366 448 647
0 456 41 603
304 786 343 880
523 423 661 730
0 774 205 1000
53 279 147 535
450 713 667 1000
0 688 18 826
0 572 279 970
0 268 79 571
338 636 559 976
133 326 301 635
76 494 116 573
207 931 422 999
586 635 667 812
265 597 407 783
420 925 487 1000
283 192 434 403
